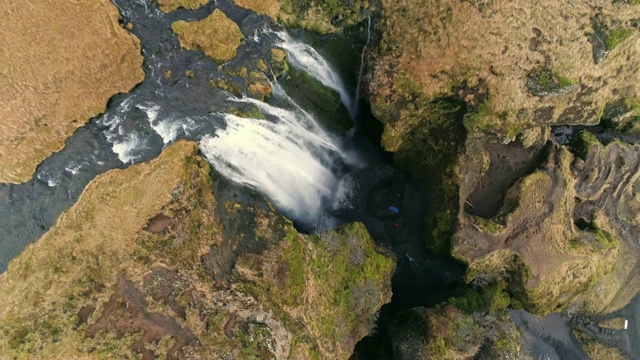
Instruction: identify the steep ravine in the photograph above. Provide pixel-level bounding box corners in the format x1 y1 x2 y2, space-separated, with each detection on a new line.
360 0 640 359
0 0 466 359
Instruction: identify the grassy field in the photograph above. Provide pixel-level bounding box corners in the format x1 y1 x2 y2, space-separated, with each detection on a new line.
370 0 640 144
235 0 281 19
172 9 244 63
0 141 196 358
0 0 144 183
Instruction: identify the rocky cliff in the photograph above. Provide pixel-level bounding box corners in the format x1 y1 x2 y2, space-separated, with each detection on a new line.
0 142 394 359
366 0 640 357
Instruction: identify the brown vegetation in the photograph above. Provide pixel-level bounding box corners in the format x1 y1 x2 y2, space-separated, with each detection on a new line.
234 0 280 19
172 9 244 63
454 135 640 314
0 0 144 183
389 304 520 360
370 0 640 147
236 0 370 34
0 141 393 359
0 141 196 358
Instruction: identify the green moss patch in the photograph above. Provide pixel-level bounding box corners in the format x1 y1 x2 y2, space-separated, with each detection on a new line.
280 66 352 133
238 222 394 356
279 0 370 34
449 282 511 316
229 104 265 119
569 130 601 160
526 67 578 97
606 28 632 50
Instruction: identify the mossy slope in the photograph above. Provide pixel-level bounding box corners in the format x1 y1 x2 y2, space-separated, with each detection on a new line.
235 0 371 34
0 142 394 359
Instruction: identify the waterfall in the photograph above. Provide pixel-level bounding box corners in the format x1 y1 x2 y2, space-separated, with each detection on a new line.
198 30 371 223
200 86 352 222
272 30 355 118
353 15 372 118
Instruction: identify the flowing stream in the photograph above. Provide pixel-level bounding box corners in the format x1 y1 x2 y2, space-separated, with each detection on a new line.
0 2 473 359
353 15 372 118
272 30 355 117
200 85 356 220
0 0 369 270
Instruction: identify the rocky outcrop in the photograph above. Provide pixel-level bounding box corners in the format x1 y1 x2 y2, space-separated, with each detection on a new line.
366 0 640 355
387 304 520 360
366 1 640 265
453 134 640 314
157 0 208 13
0 142 394 359
369 0 640 308
370 0 640 143
0 0 144 183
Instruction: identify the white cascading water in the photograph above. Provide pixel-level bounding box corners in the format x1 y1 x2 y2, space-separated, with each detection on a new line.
200 86 350 221
354 16 372 118
198 29 371 223
98 29 361 223
272 30 355 118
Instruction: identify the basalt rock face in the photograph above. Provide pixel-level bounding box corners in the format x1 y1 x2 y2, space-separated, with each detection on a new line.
454 135 640 315
0 142 394 359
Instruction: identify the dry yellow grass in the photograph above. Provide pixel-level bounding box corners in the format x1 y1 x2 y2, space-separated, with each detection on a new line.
574 327 627 360
234 0 280 19
0 0 144 183
172 9 244 63
157 0 208 13
0 139 393 359
371 0 640 147
454 147 620 314
0 141 196 358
